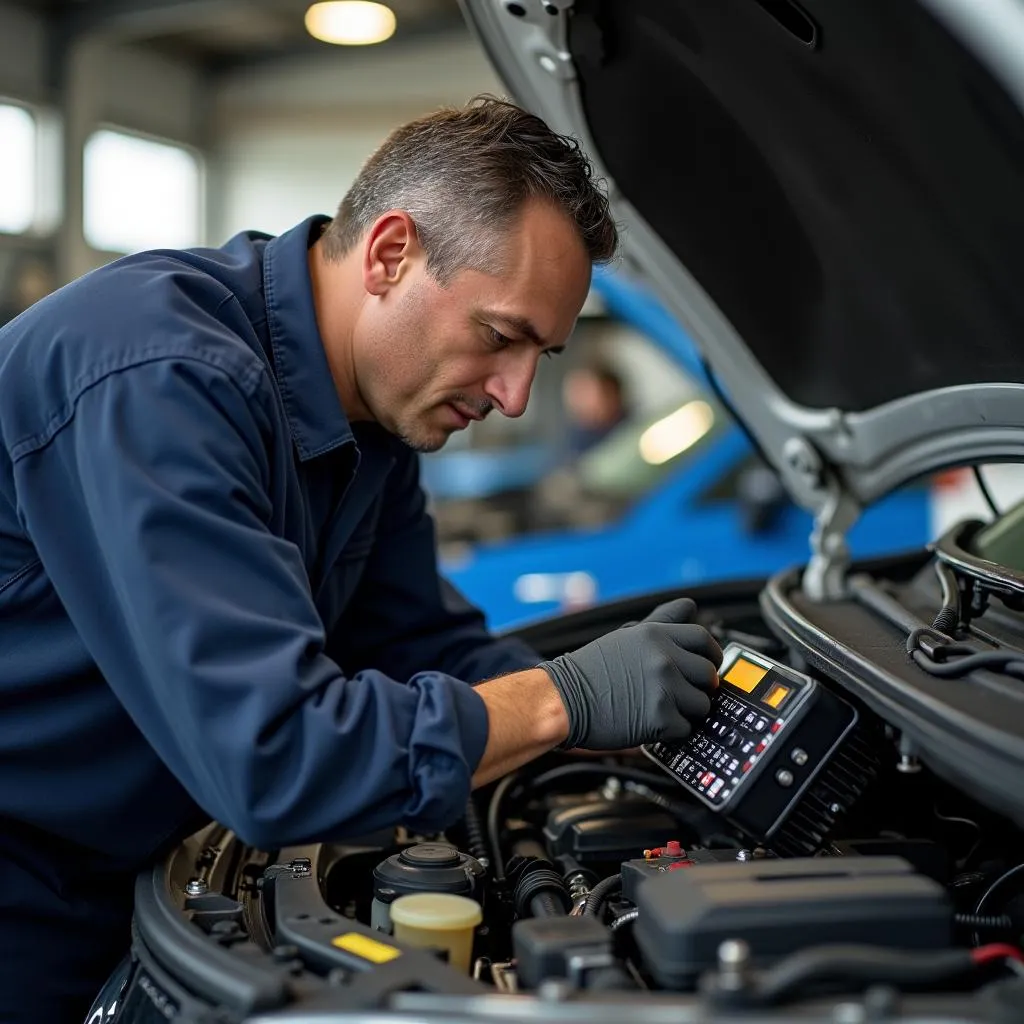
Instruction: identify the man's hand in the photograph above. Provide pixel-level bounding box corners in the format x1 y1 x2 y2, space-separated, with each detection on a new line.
469 597 721 788
540 597 722 750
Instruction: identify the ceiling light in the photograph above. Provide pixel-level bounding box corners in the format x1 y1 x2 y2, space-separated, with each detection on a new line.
639 400 714 466
304 1 396 46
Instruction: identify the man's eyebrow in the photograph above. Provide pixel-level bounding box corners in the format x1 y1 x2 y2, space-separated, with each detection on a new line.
484 311 552 349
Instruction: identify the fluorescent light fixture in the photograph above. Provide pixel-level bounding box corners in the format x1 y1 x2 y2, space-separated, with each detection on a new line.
305 1 396 45
639 400 714 466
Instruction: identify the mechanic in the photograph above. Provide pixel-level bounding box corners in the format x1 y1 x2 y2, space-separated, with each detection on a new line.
0 97 722 1021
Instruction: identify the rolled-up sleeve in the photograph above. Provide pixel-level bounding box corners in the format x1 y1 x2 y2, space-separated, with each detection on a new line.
9 351 489 846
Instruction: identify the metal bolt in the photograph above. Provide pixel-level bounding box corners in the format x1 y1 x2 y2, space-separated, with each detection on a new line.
897 753 921 774
735 849 751 862
567 872 589 899
790 748 809 766
775 768 794 787
601 776 622 801
830 802 843 816
538 979 574 1001
833 1003 867 1024
185 878 208 897
717 939 751 991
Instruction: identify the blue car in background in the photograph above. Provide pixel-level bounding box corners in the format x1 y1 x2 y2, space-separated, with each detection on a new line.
433 272 932 631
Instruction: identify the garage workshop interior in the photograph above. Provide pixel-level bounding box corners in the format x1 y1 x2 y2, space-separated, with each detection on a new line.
2 1 1024 1023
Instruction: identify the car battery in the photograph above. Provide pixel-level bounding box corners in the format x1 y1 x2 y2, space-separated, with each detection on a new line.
621 844 754 903
631 856 952 989
642 644 878 855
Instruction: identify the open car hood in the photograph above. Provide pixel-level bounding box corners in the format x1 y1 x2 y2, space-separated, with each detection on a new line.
461 0 1024 590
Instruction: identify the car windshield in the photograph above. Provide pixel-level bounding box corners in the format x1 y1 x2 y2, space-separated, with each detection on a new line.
523 395 732 535
570 396 726 500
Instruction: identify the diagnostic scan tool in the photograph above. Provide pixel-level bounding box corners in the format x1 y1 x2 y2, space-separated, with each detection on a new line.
643 644 874 854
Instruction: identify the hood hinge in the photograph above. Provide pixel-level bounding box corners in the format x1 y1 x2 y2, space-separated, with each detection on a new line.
783 437 861 601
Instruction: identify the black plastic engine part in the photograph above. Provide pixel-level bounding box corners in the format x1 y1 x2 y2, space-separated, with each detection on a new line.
643 644 880 855
632 856 952 990
512 915 618 990
621 846 758 903
543 799 677 869
829 837 951 885
371 844 485 930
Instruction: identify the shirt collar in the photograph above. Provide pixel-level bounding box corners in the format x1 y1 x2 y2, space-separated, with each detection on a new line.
262 215 354 461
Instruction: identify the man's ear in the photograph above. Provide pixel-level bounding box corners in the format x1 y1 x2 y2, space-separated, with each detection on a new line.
363 211 421 296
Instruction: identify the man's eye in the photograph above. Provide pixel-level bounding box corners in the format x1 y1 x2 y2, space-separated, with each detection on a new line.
488 327 510 349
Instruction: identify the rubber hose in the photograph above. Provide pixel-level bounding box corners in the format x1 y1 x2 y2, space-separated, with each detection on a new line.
583 873 622 917
514 865 571 919
529 892 566 919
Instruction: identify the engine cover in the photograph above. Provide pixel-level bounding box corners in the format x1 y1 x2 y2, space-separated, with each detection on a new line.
632 856 952 990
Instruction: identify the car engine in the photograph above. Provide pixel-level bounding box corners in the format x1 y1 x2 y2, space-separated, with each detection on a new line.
97 542 1024 1022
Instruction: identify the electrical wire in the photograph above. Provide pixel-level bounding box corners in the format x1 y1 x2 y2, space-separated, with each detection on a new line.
529 763 683 793
974 465 1000 519
971 943 1024 966
486 772 521 881
751 943 1024 1004
931 561 962 636
485 762 681 881
609 908 639 932
582 873 622 918
975 862 1024 916
906 626 1024 680
972 861 1024 947
933 805 982 867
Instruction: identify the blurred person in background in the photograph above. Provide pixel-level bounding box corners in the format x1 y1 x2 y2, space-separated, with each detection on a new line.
0 97 722 1021
562 358 630 457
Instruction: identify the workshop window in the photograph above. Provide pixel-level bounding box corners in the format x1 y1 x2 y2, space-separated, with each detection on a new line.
0 103 37 235
84 128 202 253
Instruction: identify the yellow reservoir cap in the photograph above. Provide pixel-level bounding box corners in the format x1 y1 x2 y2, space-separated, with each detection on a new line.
389 893 482 973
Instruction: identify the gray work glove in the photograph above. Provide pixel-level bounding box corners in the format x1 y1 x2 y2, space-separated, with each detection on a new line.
540 597 722 750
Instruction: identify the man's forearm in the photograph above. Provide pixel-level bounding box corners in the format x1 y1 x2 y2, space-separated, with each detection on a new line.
470 668 569 788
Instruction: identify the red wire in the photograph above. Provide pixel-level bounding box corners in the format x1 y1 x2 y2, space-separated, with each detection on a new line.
971 943 1024 966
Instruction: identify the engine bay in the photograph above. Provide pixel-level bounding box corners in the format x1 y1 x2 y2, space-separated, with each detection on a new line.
105 541 1024 1022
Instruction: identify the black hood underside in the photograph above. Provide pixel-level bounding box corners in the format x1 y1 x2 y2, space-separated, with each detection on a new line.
568 0 1024 412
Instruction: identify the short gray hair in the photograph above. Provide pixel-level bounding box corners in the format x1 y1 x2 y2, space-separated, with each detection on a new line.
320 96 618 281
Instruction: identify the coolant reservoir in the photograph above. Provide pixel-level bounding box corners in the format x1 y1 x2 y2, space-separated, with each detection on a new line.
389 892 482 973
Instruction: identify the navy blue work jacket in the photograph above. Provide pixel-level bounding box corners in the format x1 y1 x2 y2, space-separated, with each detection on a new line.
0 215 538 1020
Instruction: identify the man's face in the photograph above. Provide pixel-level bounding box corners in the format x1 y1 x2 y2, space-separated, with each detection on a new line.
352 199 592 452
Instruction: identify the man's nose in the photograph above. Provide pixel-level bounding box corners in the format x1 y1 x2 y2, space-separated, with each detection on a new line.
485 355 536 419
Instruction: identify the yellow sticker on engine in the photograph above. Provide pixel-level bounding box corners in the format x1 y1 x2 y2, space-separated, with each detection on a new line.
332 932 402 963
